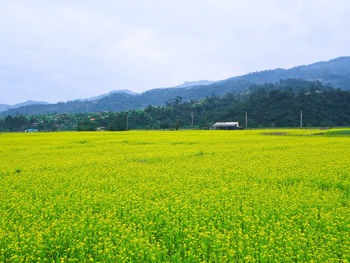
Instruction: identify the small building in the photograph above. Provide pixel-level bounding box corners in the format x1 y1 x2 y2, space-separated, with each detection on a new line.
211 122 242 130
25 129 39 133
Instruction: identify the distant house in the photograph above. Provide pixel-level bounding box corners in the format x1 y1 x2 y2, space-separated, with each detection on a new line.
96 127 106 131
211 122 242 130
25 129 38 133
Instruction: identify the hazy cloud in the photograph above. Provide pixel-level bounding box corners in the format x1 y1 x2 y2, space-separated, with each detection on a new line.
1 0 350 103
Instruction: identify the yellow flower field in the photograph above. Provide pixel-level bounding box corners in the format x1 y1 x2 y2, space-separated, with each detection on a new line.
0 130 349 262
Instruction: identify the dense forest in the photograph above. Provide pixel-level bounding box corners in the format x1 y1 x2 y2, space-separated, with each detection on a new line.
1 79 350 132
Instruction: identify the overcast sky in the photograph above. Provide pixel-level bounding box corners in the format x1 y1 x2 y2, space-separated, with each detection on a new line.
1 0 350 104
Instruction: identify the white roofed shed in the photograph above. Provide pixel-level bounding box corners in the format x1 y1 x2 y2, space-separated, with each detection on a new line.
211 122 242 130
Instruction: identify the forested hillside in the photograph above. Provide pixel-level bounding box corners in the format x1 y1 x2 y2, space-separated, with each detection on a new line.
1 79 350 131
2 57 350 116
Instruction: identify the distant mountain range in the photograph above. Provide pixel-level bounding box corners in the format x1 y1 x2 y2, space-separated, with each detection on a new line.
0 100 49 113
171 80 215 88
75 89 139 102
2 56 350 116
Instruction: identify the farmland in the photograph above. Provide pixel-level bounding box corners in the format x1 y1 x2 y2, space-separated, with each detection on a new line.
0 130 349 262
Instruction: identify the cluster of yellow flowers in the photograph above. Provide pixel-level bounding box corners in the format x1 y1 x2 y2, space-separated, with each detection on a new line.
0 130 349 262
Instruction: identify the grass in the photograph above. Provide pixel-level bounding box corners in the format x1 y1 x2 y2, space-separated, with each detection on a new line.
0 130 349 262
324 129 350 136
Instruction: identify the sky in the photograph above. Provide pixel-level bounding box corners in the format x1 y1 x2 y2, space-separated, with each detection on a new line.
1 0 350 104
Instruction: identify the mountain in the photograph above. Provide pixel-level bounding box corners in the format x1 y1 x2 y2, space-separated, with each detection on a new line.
233 56 350 88
76 89 138 102
0 104 9 112
2 56 350 116
171 80 214 88
0 100 48 113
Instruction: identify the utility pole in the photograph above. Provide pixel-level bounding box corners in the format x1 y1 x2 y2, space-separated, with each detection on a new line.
245 111 248 129
300 109 303 129
126 113 129 131
191 112 194 130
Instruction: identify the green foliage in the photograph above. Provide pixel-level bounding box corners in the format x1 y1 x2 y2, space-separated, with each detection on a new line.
77 120 96 131
108 115 127 131
324 129 350 136
1 79 350 132
1 115 29 132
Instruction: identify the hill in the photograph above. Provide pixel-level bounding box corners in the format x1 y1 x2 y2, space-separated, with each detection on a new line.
2 56 350 116
0 100 49 113
2 79 350 132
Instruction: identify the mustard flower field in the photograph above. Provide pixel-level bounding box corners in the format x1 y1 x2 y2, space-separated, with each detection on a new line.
0 130 349 262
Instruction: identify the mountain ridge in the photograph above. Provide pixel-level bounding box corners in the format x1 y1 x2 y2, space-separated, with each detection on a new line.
2 56 350 116
0 100 49 113
74 89 138 102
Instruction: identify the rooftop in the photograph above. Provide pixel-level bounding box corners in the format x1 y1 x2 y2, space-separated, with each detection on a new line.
211 122 239 127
